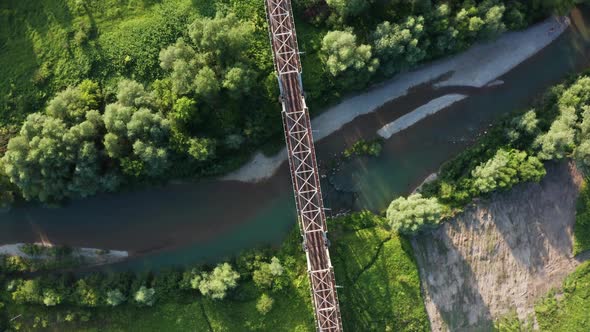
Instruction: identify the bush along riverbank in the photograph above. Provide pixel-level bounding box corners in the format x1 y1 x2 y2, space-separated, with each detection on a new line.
0 1 578 206
0 212 429 331
385 72 590 254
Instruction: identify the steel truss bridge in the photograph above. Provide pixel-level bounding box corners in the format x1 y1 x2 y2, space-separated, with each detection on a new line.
264 0 343 331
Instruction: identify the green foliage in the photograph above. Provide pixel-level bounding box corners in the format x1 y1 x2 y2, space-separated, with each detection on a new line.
134 286 156 307
471 149 546 194
256 293 274 315
159 12 255 100
2 105 109 202
574 181 590 255
331 224 430 331
536 106 578 160
574 106 590 173
253 257 285 291
386 193 447 235
506 110 540 143
321 30 378 88
104 81 172 178
46 79 101 124
11 279 41 304
20 244 44 256
494 309 534 331
326 0 372 18
558 76 590 110
75 279 99 307
106 289 126 307
535 261 590 331
42 289 62 307
342 139 382 159
373 16 428 75
197 263 240 300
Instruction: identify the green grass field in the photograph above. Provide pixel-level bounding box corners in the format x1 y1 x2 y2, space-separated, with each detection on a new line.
535 261 590 332
0 0 196 125
574 181 590 255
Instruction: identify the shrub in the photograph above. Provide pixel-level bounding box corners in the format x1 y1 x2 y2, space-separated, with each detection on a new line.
134 286 156 306
256 293 274 315
106 289 126 307
253 257 285 291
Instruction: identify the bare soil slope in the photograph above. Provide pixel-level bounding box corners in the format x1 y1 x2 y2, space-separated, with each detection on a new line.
412 161 586 331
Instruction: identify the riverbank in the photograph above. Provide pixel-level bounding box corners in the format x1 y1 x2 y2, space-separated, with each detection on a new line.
0 243 128 270
224 16 569 183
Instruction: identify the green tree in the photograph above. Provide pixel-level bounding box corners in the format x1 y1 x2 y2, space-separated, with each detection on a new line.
506 110 539 143
473 1 507 39
2 110 108 202
321 30 378 88
187 137 215 161
171 97 198 129
117 79 154 108
535 107 577 160
223 66 255 98
104 83 172 178
427 4 459 57
373 16 427 75
11 280 41 304
42 289 62 307
194 67 220 99
106 289 126 307
575 106 590 173
75 279 99 307
471 149 545 194
46 80 101 124
134 286 156 306
326 0 373 17
187 13 254 64
160 13 255 99
253 256 285 290
256 293 274 315
198 263 240 300
386 194 446 234
559 76 590 109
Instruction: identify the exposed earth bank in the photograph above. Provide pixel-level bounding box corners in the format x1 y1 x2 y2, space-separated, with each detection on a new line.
412 161 587 331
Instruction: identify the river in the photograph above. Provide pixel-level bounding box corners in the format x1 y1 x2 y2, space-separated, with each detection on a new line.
1 11 590 271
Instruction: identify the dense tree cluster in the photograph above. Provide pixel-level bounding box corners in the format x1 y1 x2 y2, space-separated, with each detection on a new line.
1 81 114 202
0 77 218 202
471 149 545 193
386 194 446 235
4 261 241 308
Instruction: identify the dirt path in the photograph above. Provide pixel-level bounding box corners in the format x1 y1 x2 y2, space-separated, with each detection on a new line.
412 161 586 331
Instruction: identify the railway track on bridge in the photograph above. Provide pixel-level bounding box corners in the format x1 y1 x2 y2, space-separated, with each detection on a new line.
264 1 343 331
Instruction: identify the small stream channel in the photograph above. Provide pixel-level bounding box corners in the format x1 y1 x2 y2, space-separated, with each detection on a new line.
2 11 590 271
